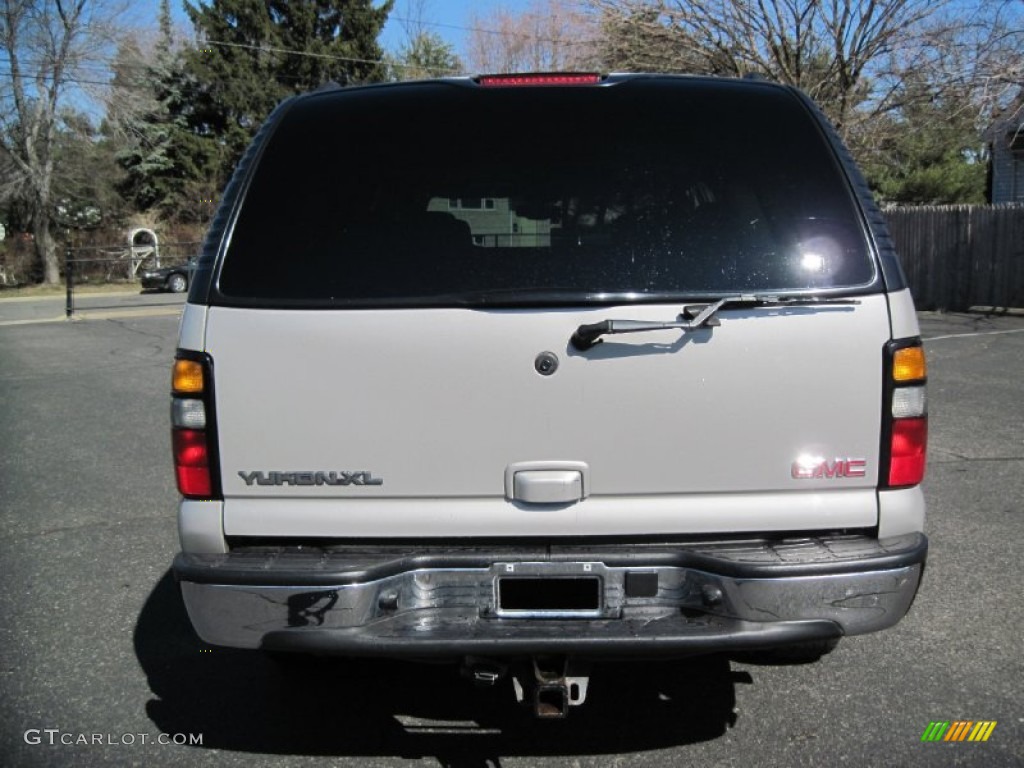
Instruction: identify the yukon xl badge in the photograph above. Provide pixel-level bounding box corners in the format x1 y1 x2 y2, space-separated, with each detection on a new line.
239 470 383 487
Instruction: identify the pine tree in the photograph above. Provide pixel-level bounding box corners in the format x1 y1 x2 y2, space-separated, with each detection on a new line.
270 0 392 86
109 0 193 214
861 74 987 205
176 0 393 193
386 31 462 80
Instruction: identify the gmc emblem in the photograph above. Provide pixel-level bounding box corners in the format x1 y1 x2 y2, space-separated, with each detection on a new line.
791 457 867 480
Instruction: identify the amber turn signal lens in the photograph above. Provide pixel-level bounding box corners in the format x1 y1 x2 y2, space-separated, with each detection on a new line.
173 359 205 394
893 346 926 382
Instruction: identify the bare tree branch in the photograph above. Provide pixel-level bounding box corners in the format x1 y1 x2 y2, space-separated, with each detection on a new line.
466 0 598 74
0 0 123 283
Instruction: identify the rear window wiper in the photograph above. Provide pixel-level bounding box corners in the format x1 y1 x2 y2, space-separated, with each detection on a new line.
569 295 861 351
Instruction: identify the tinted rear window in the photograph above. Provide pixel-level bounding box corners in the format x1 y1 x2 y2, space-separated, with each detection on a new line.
218 78 875 305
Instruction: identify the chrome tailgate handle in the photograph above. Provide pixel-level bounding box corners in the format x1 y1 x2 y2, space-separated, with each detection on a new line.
505 461 589 504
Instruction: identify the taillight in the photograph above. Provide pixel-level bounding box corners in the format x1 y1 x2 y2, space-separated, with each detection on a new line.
889 418 927 486
172 429 212 496
478 73 602 87
882 340 927 488
171 353 219 499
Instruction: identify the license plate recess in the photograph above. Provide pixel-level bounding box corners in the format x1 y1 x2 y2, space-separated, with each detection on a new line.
493 562 608 617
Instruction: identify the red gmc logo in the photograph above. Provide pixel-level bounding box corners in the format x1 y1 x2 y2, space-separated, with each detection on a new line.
791 458 867 480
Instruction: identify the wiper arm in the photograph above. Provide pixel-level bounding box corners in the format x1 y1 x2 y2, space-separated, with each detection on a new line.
569 295 860 351
570 295 737 350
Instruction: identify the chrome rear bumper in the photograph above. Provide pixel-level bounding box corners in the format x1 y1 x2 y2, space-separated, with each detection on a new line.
174 532 926 656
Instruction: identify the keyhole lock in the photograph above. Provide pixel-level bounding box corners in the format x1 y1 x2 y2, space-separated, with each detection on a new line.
534 351 559 376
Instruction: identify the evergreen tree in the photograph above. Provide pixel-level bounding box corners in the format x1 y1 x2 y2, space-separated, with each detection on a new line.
107 0 210 218
861 75 987 205
109 15 170 209
159 61 223 223
386 31 462 80
181 0 282 181
176 0 393 193
271 0 391 86
54 111 128 232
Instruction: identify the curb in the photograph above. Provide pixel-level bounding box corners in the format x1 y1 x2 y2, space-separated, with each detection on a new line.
0 289 144 303
0 306 183 327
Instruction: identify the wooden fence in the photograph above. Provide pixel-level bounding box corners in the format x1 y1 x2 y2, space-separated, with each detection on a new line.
884 205 1024 312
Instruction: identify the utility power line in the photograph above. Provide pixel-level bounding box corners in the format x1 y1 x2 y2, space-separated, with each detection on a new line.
385 11 602 47
1 5 603 82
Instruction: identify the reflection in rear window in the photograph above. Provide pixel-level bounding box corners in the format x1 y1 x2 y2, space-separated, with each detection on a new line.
218 79 875 305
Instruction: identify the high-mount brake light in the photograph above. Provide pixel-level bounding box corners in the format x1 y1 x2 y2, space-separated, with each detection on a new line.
883 340 928 488
478 73 601 87
171 352 218 499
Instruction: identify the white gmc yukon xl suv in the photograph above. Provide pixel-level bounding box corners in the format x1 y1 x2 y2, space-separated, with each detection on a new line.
171 73 928 717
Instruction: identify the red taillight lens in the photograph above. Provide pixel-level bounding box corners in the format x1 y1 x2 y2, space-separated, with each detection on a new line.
173 427 212 497
478 73 601 87
889 417 927 487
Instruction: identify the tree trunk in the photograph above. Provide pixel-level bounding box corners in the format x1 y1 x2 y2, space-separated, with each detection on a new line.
33 207 60 286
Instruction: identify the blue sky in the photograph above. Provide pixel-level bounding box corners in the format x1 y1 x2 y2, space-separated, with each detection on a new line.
139 0 534 60
125 0 1003 76
379 0 533 55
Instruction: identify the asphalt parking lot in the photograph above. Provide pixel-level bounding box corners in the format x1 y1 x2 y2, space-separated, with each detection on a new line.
0 305 1021 767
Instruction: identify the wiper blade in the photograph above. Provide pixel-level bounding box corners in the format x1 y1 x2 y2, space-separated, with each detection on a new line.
569 294 860 351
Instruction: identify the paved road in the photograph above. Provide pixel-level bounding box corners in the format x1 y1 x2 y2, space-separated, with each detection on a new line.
0 307 1021 767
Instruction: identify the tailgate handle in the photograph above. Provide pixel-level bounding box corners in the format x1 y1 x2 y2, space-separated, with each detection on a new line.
505 462 589 505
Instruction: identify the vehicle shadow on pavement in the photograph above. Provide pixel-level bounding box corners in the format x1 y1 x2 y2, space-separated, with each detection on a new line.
135 571 749 765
